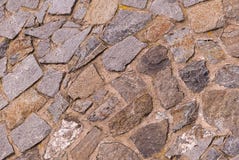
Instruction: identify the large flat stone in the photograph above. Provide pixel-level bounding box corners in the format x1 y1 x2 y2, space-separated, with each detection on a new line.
49 0 76 15
6 0 39 12
3 55 43 100
103 36 146 72
0 124 14 160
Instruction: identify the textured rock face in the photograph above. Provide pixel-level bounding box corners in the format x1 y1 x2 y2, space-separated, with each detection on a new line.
122 0 147 9
16 148 41 160
0 124 14 160
6 0 39 12
222 136 239 157
49 0 76 15
182 0 205 7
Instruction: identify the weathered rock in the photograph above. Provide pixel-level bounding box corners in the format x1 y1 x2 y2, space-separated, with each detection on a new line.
35 0 49 24
154 67 184 109
103 36 146 72
187 0 225 33
49 0 76 15
0 39 9 58
44 119 82 159
52 28 80 45
122 0 147 9
0 57 6 77
137 45 170 76
36 39 50 58
88 96 119 121
3 55 43 100
0 124 14 160
68 64 103 99
72 100 93 114
0 95 8 110
170 101 198 132
223 0 239 21
48 94 69 122
10 113 51 152
111 71 146 103
109 94 153 135
97 142 140 160
73 5 87 20
102 10 151 44
150 0 184 21
223 136 239 157
70 127 103 160
201 147 222 160
84 0 118 24
130 120 169 158
179 60 209 93
16 148 41 160
215 65 239 88
6 0 39 12
25 19 65 39
182 0 205 7
92 89 108 103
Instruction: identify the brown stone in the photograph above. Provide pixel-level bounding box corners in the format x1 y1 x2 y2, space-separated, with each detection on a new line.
109 94 153 135
16 148 40 160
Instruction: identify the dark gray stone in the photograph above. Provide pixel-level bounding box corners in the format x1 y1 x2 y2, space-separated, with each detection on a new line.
0 124 14 160
223 136 239 157
122 0 147 9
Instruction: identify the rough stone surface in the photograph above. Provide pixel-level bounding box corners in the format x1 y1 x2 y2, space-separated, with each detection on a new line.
182 0 205 7
179 60 209 93
109 94 153 135
72 100 93 114
130 120 169 158
223 136 239 157
122 0 147 9
223 0 239 21
201 147 222 160
97 142 140 160
16 148 41 160
49 0 76 15
73 5 87 20
0 39 9 58
3 55 43 100
103 36 146 71
51 28 80 45
102 10 151 44
10 113 51 152
6 0 39 12
0 124 14 160
150 0 184 21
36 39 50 58
154 67 184 109
0 57 6 77
0 95 8 110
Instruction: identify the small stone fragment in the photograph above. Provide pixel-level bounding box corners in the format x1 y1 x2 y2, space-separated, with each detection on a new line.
68 64 103 99
3 55 43 100
0 39 9 58
154 67 184 109
103 36 147 72
182 0 205 7
201 147 222 160
150 0 184 21
122 0 147 9
72 100 93 114
111 71 146 103
70 127 103 160
49 0 76 15
6 0 39 12
0 95 8 110
52 28 80 45
0 57 6 77
223 136 239 157
16 148 41 160
0 124 14 160
102 10 151 44
73 5 87 20
136 45 170 76
179 60 209 93
10 113 51 152
109 94 153 135
97 142 140 160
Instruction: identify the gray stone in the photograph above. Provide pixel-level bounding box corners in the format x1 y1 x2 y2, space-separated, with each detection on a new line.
0 39 9 58
25 19 65 39
201 147 222 160
72 100 93 114
179 60 209 93
0 124 14 160
122 0 147 9
35 0 49 24
52 28 80 45
102 10 151 45
130 120 169 158
73 5 87 20
37 69 64 97
150 0 184 21
62 21 80 28
16 148 40 160
182 0 205 7
0 95 8 110
48 94 69 122
215 64 239 88
49 0 76 15
10 113 51 152
6 0 39 12
223 0 239 21
103 36 147 71
3 55 43 100
36 39 50 58
0 0 7 6
223 136 239 157
92 89 108 103
97 142 140 160
0 57 6 78
111 71 146 103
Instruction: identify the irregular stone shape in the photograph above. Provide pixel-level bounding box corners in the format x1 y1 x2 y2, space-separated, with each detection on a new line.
170 101 198 132
97 142 140 160
179 60 209 93
196 40 225 64
102 10 151 45
6 0 39 12
44 119 82 159
122 0 147 9
49 0 76 15
36 39 50 58
165 27 194 63
92 89 108 103
154 67 184 109
221 25 239 57
223 0 239 20
202 90 239 136
2 55 43 100
25 19 65 39
16 148 41 160
136 45 170 76
63 21 81 28
68 64 103 99
0 39 9 58
72 100 93 114
10 113 51 152
0 57 6 77
0 10 29 39
85 0 118 24
103 36 146 71
109 94 153 135
37 69 64 97
35 0 49 24
150 0 184 21
88 96 119 121
52 28 80 45
0 124 14 160
40 27 91 64
73 5 87 20
187 0 225 33
201 147 222 160
70 127 103 160
130 120 169 158
111 71 146 103
1 88 46 129
223 136 239 157
137 16 174 42
0 95 8 110
215 65 239 88
182 0 205 7
48 94 69 122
